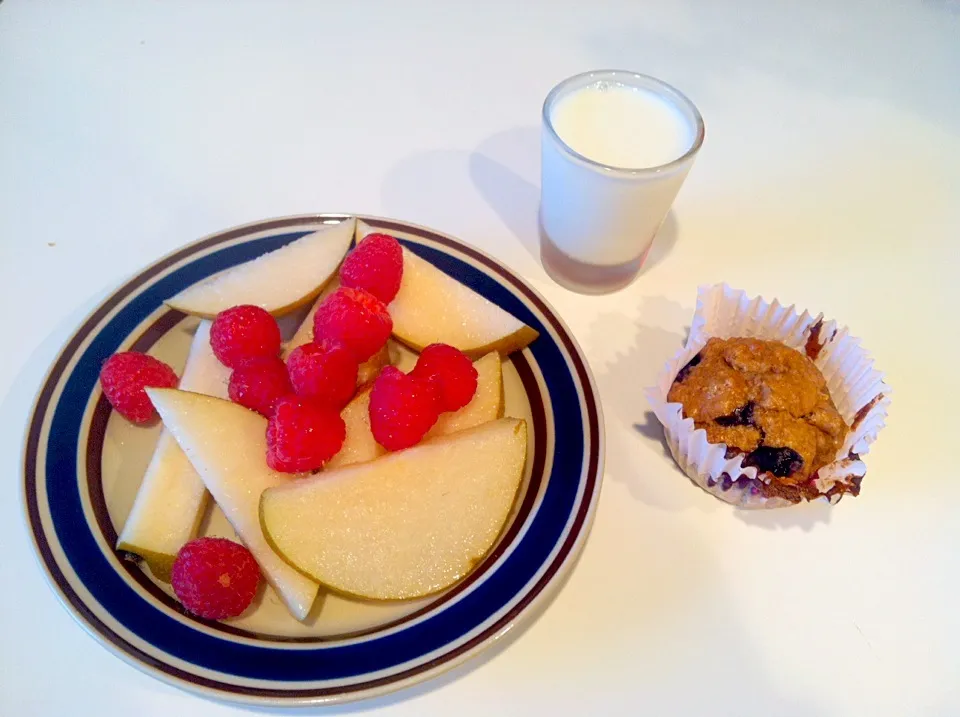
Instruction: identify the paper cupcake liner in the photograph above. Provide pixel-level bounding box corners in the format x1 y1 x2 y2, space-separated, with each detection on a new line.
645 284 891 509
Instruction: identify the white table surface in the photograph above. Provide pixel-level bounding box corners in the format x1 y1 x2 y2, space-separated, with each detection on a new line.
2 1 958 715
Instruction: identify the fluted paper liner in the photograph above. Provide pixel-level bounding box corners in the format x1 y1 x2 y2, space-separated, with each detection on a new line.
645 284 891 509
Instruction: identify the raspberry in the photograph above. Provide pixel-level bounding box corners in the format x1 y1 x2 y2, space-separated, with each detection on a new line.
411 343 478 412
99 351 179 424
286 340 358 410
210 305 281 369
339 233 404 304
266 396 346 473
228 357 293 417
170 537 260 620
312 287 392 362
369 366 440 451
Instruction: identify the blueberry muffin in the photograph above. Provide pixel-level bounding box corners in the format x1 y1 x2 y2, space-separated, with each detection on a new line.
667 337 849 501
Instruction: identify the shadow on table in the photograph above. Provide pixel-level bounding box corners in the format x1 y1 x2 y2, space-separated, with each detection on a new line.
380 129 680 279
468 127 541 263
736 498 834 531
588 298 708 513
379 149 482 246
467 127 679 276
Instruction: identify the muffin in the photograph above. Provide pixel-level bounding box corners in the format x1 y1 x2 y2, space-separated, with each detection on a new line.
646 284 890 509
667 337 849 502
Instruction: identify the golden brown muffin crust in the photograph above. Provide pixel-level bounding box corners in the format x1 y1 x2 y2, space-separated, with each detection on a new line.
667 337 849 487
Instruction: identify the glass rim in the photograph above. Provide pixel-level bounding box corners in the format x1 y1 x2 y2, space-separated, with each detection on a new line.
542 69 705 176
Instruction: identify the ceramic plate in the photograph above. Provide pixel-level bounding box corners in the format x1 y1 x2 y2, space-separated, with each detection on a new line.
22 215 604 706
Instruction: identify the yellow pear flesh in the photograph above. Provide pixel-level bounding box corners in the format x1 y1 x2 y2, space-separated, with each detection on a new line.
166 218 355 318
324 387 381 470
427 352 503 437
326 352 503 470
116 321 229 581
260 418 527 601
355 221 538 358
146 388 319 621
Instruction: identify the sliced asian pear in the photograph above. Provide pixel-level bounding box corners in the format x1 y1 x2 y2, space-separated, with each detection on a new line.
145 388 319 621
116 321 229 581
426 351 503 438
355 220 538 358
281 277 392 385
166 218 355 318
323 387 381 470
260 417 527 601
325 352 503 470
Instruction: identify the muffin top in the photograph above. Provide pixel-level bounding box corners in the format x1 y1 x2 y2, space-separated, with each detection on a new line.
667 337 848 486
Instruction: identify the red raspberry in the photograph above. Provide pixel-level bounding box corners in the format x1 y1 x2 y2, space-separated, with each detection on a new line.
99 351 179 424
170 537 260 620
369 366 440 451
228 357 293 417
210 305 281 369
411 343 478 412
339 233 404 304
266 396 346 473
312 287 392 362
286 340 358 410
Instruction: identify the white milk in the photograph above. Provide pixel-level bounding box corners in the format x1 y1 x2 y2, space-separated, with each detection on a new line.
552 83 692 170
540 72 702 282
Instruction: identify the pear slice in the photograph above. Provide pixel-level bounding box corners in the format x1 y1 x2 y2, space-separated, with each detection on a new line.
281 277 392 385
116 320 229 581
356 221 538 358
427 352 503 437
323 387 380 470
166 218 355 318
261 418 527 601
146 388 319 621
324 352 503 470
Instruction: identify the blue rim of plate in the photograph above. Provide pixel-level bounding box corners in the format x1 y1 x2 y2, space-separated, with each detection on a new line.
22 214 604 705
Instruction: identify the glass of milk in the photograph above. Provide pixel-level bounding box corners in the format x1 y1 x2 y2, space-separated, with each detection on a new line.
540 70 704 293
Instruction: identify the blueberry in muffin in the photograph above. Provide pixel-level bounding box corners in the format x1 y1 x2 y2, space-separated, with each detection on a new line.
667 337 849 499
